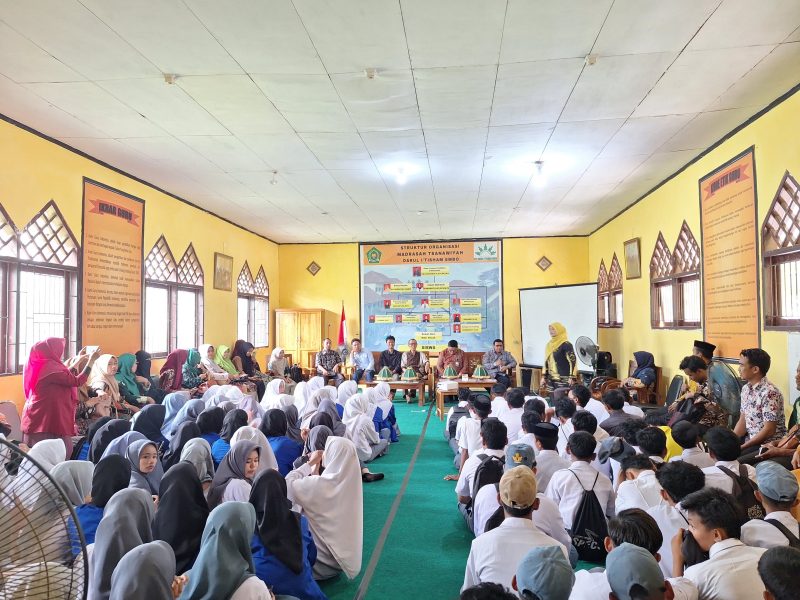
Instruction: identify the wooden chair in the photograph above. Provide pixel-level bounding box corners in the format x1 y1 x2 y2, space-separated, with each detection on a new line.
626 360 663 406
0 401 21 441
600 378 622 394
589 376 615 399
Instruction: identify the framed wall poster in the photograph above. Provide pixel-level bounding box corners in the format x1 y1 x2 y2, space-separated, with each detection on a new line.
624 238 641 279
213 252 233 291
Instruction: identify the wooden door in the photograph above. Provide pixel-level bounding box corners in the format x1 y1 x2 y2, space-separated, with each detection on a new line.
275 310 299 356
298 310 322 357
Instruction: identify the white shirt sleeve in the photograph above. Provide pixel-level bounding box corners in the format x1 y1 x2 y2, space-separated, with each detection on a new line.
222 479 253 503
615 480 647 513
668 577 699 600
285 462 315 503
462 542 479 592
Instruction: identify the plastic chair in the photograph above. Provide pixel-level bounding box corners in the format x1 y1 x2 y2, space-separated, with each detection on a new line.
0 401 22 441
665 375 684 407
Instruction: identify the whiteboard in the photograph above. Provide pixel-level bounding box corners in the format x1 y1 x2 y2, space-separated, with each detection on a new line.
519 283 599 367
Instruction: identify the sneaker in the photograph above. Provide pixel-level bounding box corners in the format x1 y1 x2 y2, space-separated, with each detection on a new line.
362 472 385 483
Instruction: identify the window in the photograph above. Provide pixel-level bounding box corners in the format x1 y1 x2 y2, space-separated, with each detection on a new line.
144 238 204 355
597 261 610 326
237 262 270 346
763 172 800 327
650 233 674 328
650 223 702 329
608 255 623 327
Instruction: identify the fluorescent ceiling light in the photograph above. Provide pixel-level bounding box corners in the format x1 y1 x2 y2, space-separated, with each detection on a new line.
382 162 420 186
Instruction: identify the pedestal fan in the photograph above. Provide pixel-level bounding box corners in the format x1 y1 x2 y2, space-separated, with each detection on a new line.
575 336 599 376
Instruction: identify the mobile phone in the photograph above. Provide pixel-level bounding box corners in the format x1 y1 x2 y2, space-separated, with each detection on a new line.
757 446 768 456
85 345 99 353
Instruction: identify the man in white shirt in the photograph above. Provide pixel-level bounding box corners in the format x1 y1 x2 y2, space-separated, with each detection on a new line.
516 411 539 451
462 466 567 592
553 397 577 457
570 384 610 425
676 487 767 598
741 460 800 548
669 421 715 469
454 394 493 473
545 431 615 531
530 422 569 492
702 426 757 493
606 543 697 600
615 454 663 513
636 426 669 466
647 461 706 577
488 383 508 418
497 387 525 442
456 417 507 529
571 410 612 479
757 546 800 600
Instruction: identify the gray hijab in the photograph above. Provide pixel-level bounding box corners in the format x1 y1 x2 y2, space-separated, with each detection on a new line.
206 440 259 509
89 488 154 600
101 430 147 460
293 425 333 470
170 399 206 436
127 439 164 495
316 399 347 437
180 437 215 484
110 540 175 600
50 460 93 506
283 404 302 443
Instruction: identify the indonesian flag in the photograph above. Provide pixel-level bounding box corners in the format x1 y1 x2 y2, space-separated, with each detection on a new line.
337 304 348 347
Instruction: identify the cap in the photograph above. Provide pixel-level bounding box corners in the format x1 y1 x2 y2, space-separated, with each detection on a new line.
531 421 558 440
693 340 716 354
499 465 537 509
597 436 635 464
505 443 536 471
471 394 491 413
756 460 799 503
606 543 666 600
516 545 574 600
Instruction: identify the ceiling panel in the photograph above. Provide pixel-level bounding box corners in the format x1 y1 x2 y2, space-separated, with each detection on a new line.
424 128 487 160
688 0 800 50
626 149 700 183
239 134 322 171
300 133 373 170
659 108 755 152
600 114 694 158
177 135 267 172
328 169 393 201
578 154 650 186
0 21 83 83
361 129 428 162
544 119 625 159
414 66 496 130
331 70 420 132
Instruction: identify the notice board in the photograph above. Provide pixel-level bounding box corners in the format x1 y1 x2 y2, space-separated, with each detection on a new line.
699 148 759 358
80 179 145 354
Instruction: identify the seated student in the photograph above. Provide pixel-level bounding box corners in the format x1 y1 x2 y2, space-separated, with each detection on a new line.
677 488 767 598
758 546 800 600
645 408 684 461
473 443 571 550
343 393 389 463
647 461 706 577
513 545 575 600
741 461 800 548
460 583 517 600
462 466 568 592
438 339 468 377
675 355 729 432
315 337 344 387
456 418 508 524
618 386 645 418
126 439 163 496
571 410 612 478
530 422 569 492
231 339 267 400
615 454 663 513
199 343 231 384
260 409 303 477
108 541 184 599
570 383 609 425
624 350 657 390
570 510 699 600
210 408 249 468
702 426 757 493
481 338 517 388
196 406 224 448
75 455 131 545
116 353 164 405
605 543 682 600
377 335 402 381
455 394 493 473
636 426 669 466
522 397 547 422
130 403 169 450
349 337 375 384
488 383 508 417
669 421 715 468
446 388 473 457
206 439 260 508
180 437 215 493
610 420 648 484
517 410 540 450
554 397 577 456
600 389 641 438
546 431 615 532
497 387 525 442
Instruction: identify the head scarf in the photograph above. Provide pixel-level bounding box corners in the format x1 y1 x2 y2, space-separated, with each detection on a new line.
169 399 206 436
261 379 285 410
337 381 358 406
220 409 249 443
89 419 130 463
301 386 335 420
372 382 394 416
180 438 215 484
260 409 288 438
132 404 167 443
206 440 259 509
50 460 93 506
215 344 238 376
90 455 131 508
343 393 371 426
309 411 334 432
115 353 140 395
303 424 332 457
162 421 201 471
269 347 284 364
85 415 112 449
153 462 210 575
544 322 569 359
23 337 69 398
633 351 656 378
135 350 153 379
249 469 303 574
90 488 155 600
180 502 258 599
317 398 346 436
184 349 201 378
230 426 278 473
160 349 189 391
293 381 309 412
127 439 163 495
231 340 256 375
196 407 224 435
101 430 146 460
90 354 120 402
11 438 67 508
110 540 176 600
272 393 295 411
283 404 302 443
160 392 189 439
307 376 324 394
288 436 363 579
199 344 229 377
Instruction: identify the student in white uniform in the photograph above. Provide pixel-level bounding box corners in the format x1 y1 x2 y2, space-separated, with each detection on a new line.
741 460 800 548
553 397 577 457
571 384 609 425
530 422 569 492
456 418 507 522
462 466 568 592
488 383 508 417
757 546 800 600
456 394 493 471
606 543 693 600
513 545 575 600
597 435 636 491
571 410 611 479
636 426 668 466
496 388 525 442
615 454 663 513
701 426 757 493
669 421 715 469
545 431 615 531
676 488 767 599
516 411 539 451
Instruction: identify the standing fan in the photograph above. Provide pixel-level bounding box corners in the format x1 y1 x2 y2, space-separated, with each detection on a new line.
708 360 743 427
575 336 599 375
0 438 87 599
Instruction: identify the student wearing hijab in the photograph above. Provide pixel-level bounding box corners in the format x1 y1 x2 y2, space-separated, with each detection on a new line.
22 339 101 456
160 391 189 440
286 436 363 580
154 462 210 574
249 469 326 600
10 438 67 508
182 349 206 390
135 350 158 387
181 438 215 492
200 343 232 384
163 421 201 471
91 353 144 416
230 426 279 473
88 418 130 463
127 439 164 496
160 349 189 391
101 430 147 461
301 387 337 424
336 381 358 416
315 399 347 438
110 541 183 600
293 381 310 414
207 440 261 509
268 347 297 393
197 406 224 447
540 322 577 393
231 339 267 397
215 344 242 377
260 409 303 476
117 352 163 405
293 425 333 470
89 488 155 600
626 350 657 388
50 460 93 506
74 415 112 461
178 502 271 599
343 393 389 464
212 408 249 467
131 403 169 450
283 404 303 444
169 398 206 437
370 382 399 442
75 455 131 545
261 378 286 410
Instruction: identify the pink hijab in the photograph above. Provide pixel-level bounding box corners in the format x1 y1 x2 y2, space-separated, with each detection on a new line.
23 338 71 399
160 349 189 391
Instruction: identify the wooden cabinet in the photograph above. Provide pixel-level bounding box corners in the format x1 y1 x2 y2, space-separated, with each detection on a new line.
275 309 324 369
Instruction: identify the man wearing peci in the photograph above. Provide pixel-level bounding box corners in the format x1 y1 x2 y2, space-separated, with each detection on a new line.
482 338 517 388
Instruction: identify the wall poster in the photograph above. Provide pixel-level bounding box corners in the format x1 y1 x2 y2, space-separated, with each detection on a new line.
699 147 759 358
80 178 145 354
360 241 502 353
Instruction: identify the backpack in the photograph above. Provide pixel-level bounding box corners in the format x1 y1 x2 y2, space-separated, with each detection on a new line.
718 465 766 520
289 365 303 383
569 471 609 564
472 454 505 502
766 519 800 549
446 406 470 441
484 483 505 534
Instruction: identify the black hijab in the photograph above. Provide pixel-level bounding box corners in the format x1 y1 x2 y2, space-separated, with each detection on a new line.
196 407 224 435
220 409 248 443
260 409 288 438
248 469 303 574
153 462 209 574
283 404 302 443
161 421 201 471
135 350 152 379
132 404 166 443
309 411 334 432
89 419 131 463
86 416 112 447
231 340 256 376
91 455 132 508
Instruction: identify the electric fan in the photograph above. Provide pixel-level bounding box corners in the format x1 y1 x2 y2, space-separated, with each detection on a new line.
708 360 743 428
575 336 599 374
0 438 87 599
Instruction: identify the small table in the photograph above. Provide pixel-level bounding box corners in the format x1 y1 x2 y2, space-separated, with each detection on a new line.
435 378 496 420
365 379 427 406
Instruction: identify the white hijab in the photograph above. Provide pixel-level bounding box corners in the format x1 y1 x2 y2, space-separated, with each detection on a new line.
342 393 378 455
229 426 278 473
287 436 363 579
273 394 295 410
370 383 394 419
11 438 67 509
307 376 324 394
199 344 228 376
260 379 286 410
50 460 93 506
301 386 334 419
293 381 309 412
337 381 358 406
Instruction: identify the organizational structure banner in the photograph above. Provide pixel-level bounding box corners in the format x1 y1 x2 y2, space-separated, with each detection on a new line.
360 241 502 353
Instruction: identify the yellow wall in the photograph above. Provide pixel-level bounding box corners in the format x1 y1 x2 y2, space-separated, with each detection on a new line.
0 118 279 409
589 91 800 402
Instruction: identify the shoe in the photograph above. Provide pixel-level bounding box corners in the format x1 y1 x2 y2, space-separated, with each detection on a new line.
362 472 385 483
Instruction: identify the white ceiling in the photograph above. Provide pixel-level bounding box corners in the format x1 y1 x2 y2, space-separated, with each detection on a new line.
0 0 799 242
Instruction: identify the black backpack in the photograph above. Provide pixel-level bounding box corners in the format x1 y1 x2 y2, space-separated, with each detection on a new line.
569 471 609 564
446 406 470 440
718 465 766 520
472 454 505 502
766 519 800 549
289 365 303 383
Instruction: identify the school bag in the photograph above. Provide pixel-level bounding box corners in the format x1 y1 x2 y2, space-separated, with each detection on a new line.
289 365 304 383
765 519 800 549
718 464 766 520
445 405 470 440
471 454 505 501
569 471 609 564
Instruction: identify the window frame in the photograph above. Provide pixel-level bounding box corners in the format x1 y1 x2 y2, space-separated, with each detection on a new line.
649 224 702 330
236 262 269 347
607 254 623 328
763 171 800 330
597 260 611 327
